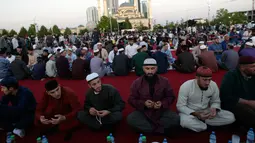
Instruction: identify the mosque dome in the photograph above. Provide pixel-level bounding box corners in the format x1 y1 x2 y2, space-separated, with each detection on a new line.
119 2 133 7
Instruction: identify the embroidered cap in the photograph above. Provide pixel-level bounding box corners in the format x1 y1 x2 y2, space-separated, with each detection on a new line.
196 66 212 77
86 73 99 82
143 58 157 66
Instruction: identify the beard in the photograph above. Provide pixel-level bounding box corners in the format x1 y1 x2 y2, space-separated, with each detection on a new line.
199 86 209 91
144 74 157 82
244 69 255 77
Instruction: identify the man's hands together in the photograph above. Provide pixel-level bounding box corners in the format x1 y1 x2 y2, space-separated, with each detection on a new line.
89 107 110 117
144 100 162 109
40 115 66 125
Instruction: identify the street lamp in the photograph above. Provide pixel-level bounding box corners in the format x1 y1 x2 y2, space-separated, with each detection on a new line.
108 8 112 33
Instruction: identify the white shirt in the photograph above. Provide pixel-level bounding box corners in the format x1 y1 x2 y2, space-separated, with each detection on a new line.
177 79 221 115
12 38 19 49
46 60 57 77
6 55 15 63
125 44 138 58
108 50 119 63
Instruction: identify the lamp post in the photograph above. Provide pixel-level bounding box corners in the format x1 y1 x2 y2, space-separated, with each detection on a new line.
108 8 112 33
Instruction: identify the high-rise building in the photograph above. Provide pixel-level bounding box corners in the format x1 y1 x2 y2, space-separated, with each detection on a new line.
107 0 119 14
86 6 99 23
141 1 148 18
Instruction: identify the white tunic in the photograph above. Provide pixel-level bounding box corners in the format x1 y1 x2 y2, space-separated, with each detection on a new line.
125 44 138 58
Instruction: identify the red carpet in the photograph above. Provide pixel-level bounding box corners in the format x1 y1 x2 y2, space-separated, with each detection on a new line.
0 70 246 143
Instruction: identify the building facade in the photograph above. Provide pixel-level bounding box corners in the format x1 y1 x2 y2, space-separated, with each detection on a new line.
86 6 99 23
141 1 148 18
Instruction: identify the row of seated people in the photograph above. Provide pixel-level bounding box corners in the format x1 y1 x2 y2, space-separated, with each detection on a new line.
0 57 254 141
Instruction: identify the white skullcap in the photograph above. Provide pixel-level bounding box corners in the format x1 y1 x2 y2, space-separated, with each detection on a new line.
82 47 88 50
94 49 99 53
200 45 207 50
118 48 124 52
97 42 102 45
245 42 254 47
59 49 65 53
199 41 205 44
143 58 157 66
48 54 53 59
86 73 99 82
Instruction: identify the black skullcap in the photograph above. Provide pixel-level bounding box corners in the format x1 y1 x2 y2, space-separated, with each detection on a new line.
0 77 19 89
45 80 59 91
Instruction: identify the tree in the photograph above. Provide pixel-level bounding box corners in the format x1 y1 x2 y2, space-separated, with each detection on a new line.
153 24 163 31
136 22 149 31
18 27 28 38
64 28 72 35
48 28 53 35
97 16 110 32
230 12 247 24
8 29 17 37
2 29 8 36
79 28 89 35
28 24 36 37
38 25 48 38
124 18 132 29
52 25 61 35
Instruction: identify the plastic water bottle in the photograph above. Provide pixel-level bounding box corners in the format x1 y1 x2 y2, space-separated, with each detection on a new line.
106 136 111 143
232 134 240 143
42 135 48 143
6 132 12 143
36 137 42 143
142 136 146 143
139 134 143 143
109 133 115 143
228 140 232 143
209 131 216 143
10 135 15 143
162 138 168 143
246 128 254 143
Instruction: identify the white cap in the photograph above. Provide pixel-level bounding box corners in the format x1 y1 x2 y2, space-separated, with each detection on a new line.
94 49 99 53
245 42 254 47
97 42 102 45
143 58 157 66
86 73 99 82
59 49 65 53
48 54 53 59
82 47 88 50
118 48 124 52
199 41 205 44
200 45 207 50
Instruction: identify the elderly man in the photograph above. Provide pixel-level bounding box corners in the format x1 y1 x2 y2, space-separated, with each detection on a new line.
0 77 36 137
192 41 205 62
220 56 255 129
127 58 180 134
35 80 81 140
96 42 108 62
77 73 125 132
177 66 235 132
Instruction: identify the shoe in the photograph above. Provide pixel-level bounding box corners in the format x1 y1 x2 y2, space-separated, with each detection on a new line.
13 128 25 138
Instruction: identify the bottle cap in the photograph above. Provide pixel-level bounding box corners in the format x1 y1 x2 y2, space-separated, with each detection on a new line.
109 133 113 136
142 136 146 141
11 135 15 138
107 136 111 141
37 137 41 141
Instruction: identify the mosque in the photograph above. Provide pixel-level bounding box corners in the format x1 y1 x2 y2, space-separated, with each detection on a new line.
97 0 152 29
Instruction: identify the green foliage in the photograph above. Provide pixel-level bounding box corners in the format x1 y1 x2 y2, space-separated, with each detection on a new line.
8 29 17 37
2 29 8 36
64 27 72 35
136 22 149 31
28 24 36 37
18 27 28 38
38 25 48 38
164 22 176 29
52 25 61 36
153 24 163 31
79 28 89 35
211 8 247 26
124 18 132 29
97 16 119 32
48 28 53 35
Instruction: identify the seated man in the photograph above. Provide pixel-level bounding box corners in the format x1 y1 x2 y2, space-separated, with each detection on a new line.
220 56 255 129
177 66 235 132
197 45 218 72
0 77 36 137
35 80 81 140
112 48 130 76
77 73 125 132
127 58 180 134
132 45 149 76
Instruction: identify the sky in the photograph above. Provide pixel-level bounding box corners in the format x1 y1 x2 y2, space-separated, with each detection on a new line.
0 0 252 31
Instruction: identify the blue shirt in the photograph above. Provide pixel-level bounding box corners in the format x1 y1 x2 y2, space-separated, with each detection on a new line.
208 43 223 61
0 56 11 79
0 86 37 114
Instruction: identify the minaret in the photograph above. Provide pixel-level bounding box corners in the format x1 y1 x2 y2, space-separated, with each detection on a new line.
134 0 138 10
97 0 101 20
103 0 108 17
147 0 152 29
